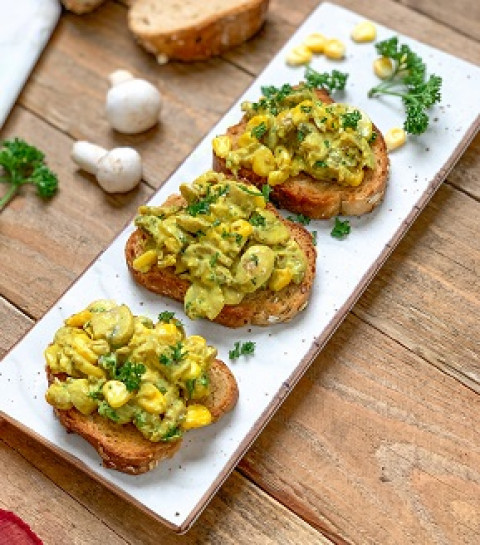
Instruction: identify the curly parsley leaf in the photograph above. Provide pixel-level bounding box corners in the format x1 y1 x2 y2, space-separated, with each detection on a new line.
304 67 349 93
368 36 442 135
251 121 268 140
286 213 311 226
341 110 362 130
229 341 256 360
331 217 351 239
115 361 146 392
0 138 58 210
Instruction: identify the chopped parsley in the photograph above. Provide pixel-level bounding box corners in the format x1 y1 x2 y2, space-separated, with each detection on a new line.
162 426 182 441
249 212 266 227
331 217 351 239
251 121 268 140
209 252 220 267
229 341 256 360
304 67 349 93
314 160 327 169
341 110 362 130
286 213 311 226
98 401 119 422
186 185 229 216
311 230 318 246
115 361 146 392
159 342 187 366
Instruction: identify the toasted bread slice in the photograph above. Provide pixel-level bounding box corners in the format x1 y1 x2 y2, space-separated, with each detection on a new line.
48 359 238 475
213 89 390 219
125 196 316 328
127 0 269 62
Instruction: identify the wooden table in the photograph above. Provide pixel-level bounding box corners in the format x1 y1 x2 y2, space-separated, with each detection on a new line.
1 0 479 543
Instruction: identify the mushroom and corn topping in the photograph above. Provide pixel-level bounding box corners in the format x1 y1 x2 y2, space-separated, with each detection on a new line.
45 300 215 442
132 171 307 321
213 86 376 188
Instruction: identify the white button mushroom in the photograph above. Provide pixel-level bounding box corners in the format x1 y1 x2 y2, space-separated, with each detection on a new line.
71 141 143 193
105 70 162 134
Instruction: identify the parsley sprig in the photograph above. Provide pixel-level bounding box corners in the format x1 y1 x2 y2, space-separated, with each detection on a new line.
98 354 146 392
0 138 58 210
368 37 442 134
331 217 351 239
304 67 349 93
186 185 229 216
229 341 256 360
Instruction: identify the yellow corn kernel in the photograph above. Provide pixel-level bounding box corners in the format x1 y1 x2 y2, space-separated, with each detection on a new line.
385 127 406 151
65 309 92 328
231 219 253 238
252 147 275 177
343 169 365 187
187 335 207 348
182 404 212 430
268 268 293 291
182 361 202 381
324 38 346 60
246 115 270 131
136 383 166 414
351 21 376 43
102 380 133 408
212 135 231 158
373 57 394 79
268 170 289 186
286 44 313 66
303 32 327 53
253 194 266 209
155 322 179 344
72 336 98 364
132 249 158 273
238 131 257 147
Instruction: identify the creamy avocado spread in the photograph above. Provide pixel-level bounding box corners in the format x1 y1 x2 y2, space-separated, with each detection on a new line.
132 171 307 321
213 86 376 187
45 300 215 442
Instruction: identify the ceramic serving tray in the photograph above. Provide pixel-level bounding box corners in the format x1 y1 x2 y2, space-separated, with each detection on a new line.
1 2 479 534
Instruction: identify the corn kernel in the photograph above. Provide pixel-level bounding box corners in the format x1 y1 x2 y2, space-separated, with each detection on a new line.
268 170 289 186
268 268 293 291
303 32 327 53
182 361 202 381
385 127 406 151
351 21 376 43
252 147 275 177
324 39 346 60
137 383 166 414
373 57 395 79
103 380 133 408
182 404 212 430
212 135 231 158
246 115 270 131
65 309 92 328
286 44 313 66
132 249 158 273
238 131 257 147
187 335 207 348
155 322 179 344
231 219 253 238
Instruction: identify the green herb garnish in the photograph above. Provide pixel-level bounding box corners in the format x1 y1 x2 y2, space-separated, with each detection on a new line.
249 212 266 227
0 138 58 210
311 230 318 246
287 213 311 226
251 121 268 140
341 110 362 129
304 67 349 93
159 342 187 366
331 217 351 239
229 341 256 360
115 361 146 392
368 37 442 134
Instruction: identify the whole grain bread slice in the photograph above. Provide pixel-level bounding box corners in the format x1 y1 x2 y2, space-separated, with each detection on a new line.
125 197 316 328
213 89 390 219
128 0 270 62
48 359 238 475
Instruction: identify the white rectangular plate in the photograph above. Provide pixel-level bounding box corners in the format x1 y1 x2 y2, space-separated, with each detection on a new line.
1 2 479 534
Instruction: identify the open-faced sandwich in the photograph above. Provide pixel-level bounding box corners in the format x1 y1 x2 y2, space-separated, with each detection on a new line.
125 171 316 328
212 83 389 219
45 300 238 474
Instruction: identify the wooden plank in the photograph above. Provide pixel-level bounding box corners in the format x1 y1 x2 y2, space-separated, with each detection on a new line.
447 133 480 199
18 3 253 189
0 106 153 319
0 420 332 544
354 183 480 389
0 298 33 359
239 313 480 544
223 0 480 74
396 0 480 43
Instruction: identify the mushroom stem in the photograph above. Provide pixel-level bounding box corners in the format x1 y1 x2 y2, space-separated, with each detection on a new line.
71 141 107 175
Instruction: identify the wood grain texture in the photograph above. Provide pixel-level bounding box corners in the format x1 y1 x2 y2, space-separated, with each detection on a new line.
0 0 479 542
239 313 480 544
0 420 332 544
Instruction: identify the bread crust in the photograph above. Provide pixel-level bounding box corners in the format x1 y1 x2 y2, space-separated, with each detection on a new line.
213 89 390 219
128 0 269 61
125 200 316 328
48 359 238 475
61 0 106 14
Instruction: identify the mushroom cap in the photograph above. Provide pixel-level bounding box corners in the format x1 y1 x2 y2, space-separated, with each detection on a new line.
96 147 143 193
106 79 162 134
